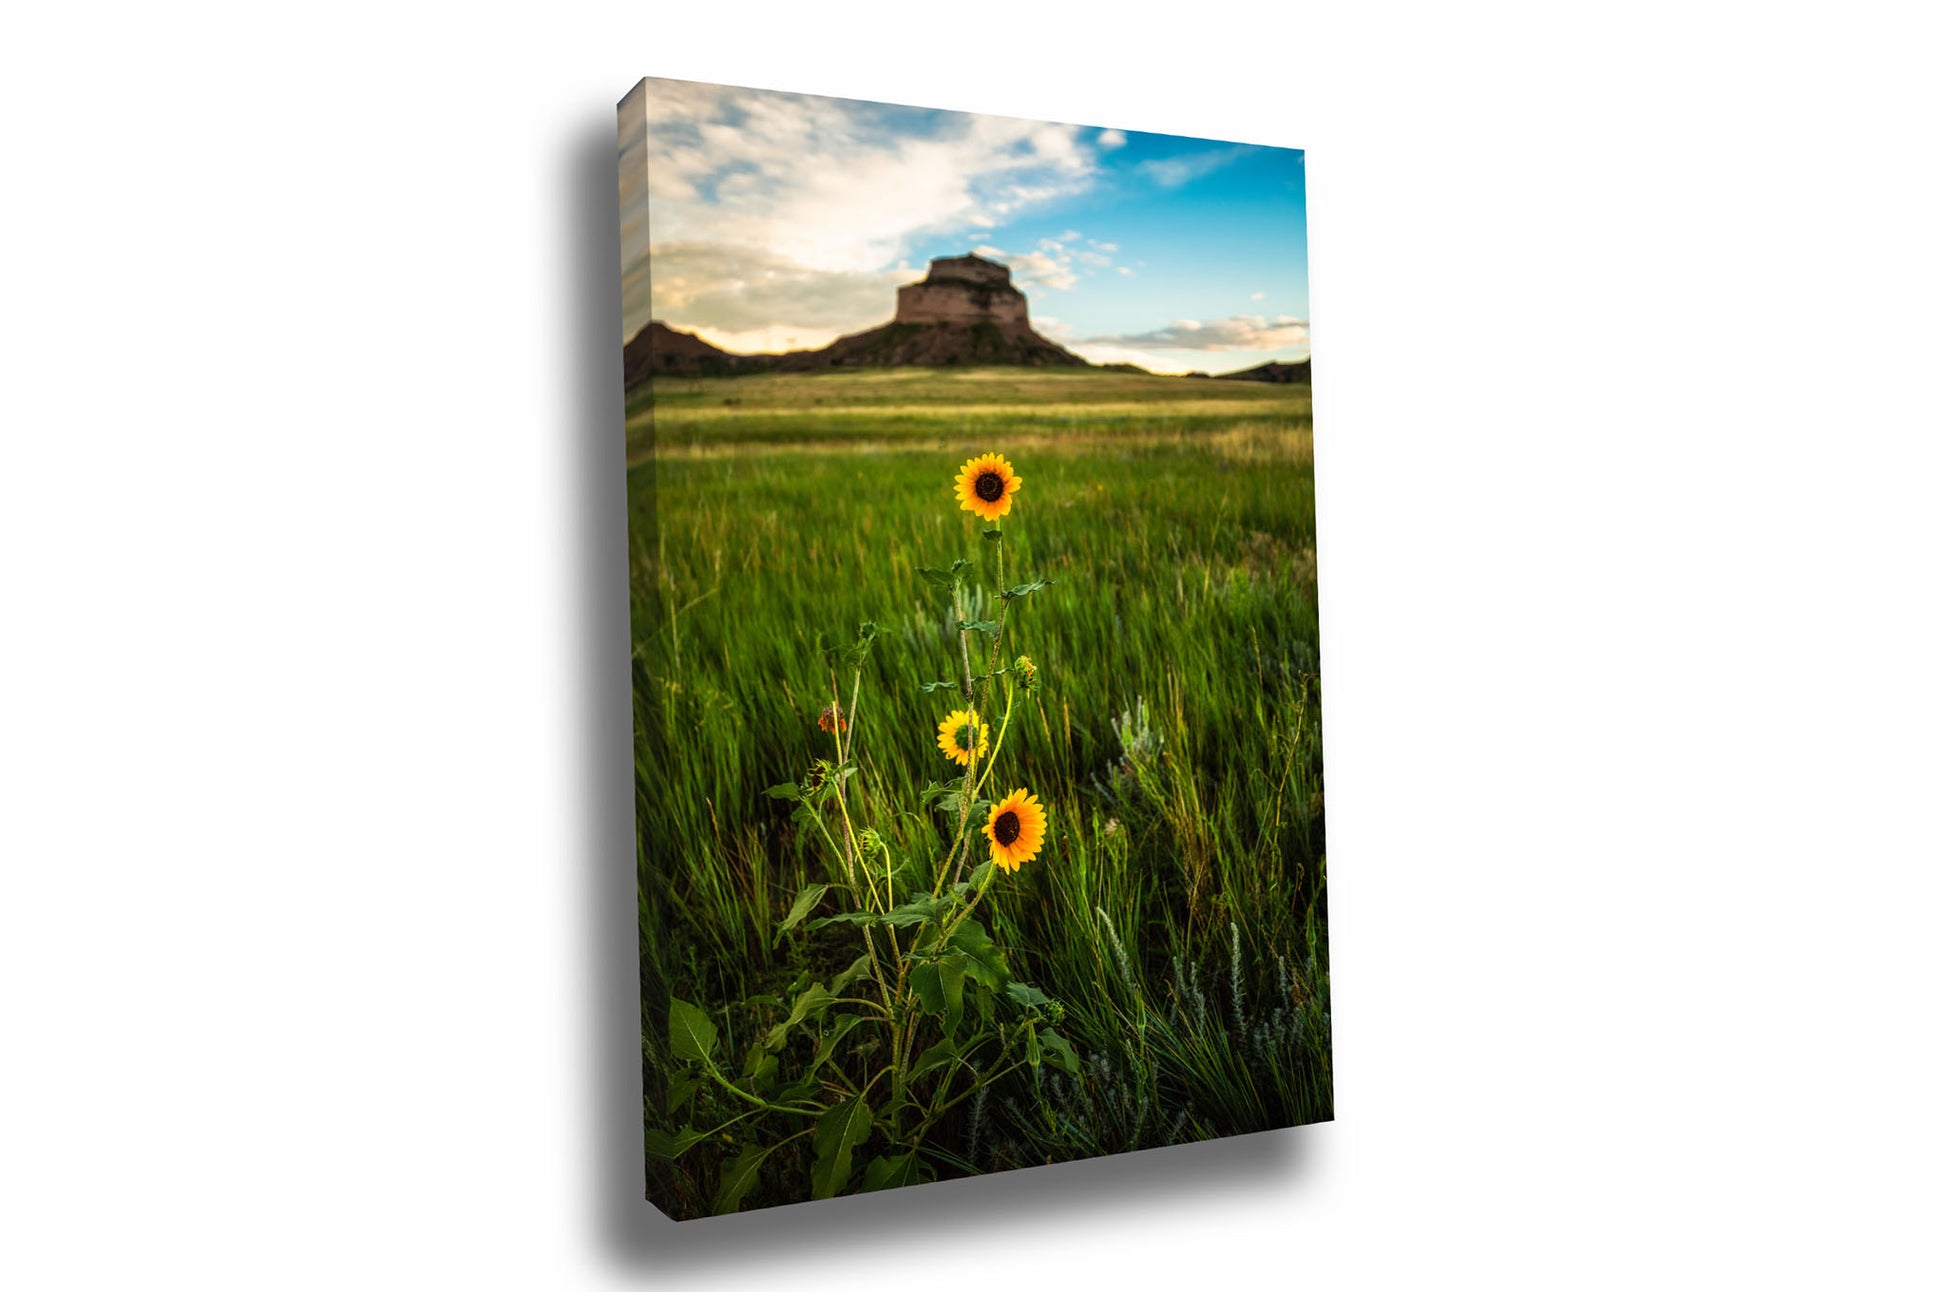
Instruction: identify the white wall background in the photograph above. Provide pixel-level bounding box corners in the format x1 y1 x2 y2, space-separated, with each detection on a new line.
4 3 1942 1286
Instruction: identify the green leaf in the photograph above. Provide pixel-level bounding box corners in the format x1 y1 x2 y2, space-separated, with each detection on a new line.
666 1073 701 1117
764 782 801 801
669 999 718 1065
851 621 880 666
1004 981 1051 1009
951 861 996 902
883 894 940 928
810 911 872 928
911 956 968 1035
1038 1028 1081 1077
830 953 873 995
807 1013 866 1077
646 1124 712 1161
811 1096 874 1200
771 1078 817 1105
765 984 834 1051
912 963 945 1015
974 986 995 1026
923 671 1016 694
714 1142 768 1215
956 619 1000 635
739 1047 780 1094
863 1153 921 1192
950 918 1010 992
917 559 973 589
814 895 938 930
981 528 1004 542
774 883 829 945
907 1037 961 1081
1000 578 1055 600
1025 1020 1042 1067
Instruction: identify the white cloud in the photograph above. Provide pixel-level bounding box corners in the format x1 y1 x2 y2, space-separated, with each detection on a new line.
641 241 913 340
1082 314 1310 352
688 324 844 354
1135 145 1251 190
1009 250 1078 291
980 232 1136 295
975 231 1131 292
1115 266 1134 277
1068 342 1180 372
1097 128 1126 150
1250 291 1267 301
624 79 1109 337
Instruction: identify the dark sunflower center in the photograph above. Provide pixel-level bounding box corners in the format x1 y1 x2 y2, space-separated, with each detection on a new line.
974 471 1005 502
993 809 1021 846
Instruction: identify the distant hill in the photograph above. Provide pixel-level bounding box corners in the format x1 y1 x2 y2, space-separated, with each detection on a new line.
772 320 1084 371
622 322 772 383
624 253 1085 388
1214 359 1311 384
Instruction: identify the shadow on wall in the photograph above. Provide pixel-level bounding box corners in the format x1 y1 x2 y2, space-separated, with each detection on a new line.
560 110 1318 1277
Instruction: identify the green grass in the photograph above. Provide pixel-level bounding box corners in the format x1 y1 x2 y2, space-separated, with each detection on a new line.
627 367 1310 452
632 367 1329 1217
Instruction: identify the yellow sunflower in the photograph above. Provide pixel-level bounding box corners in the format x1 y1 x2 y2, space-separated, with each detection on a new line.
954 453 1022 523
982 788 1047 873
935 709 990 766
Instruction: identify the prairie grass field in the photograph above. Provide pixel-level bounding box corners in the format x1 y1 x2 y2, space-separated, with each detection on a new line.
630 367 1330 1217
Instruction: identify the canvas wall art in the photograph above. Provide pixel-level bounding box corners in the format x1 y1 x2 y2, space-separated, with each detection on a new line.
618 77 1328 1219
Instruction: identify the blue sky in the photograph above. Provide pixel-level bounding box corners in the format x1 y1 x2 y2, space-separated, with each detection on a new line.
620 79 1308 374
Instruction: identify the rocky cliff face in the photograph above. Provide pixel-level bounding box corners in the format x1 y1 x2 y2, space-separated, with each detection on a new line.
894 255 1030 327
623 253 1088 386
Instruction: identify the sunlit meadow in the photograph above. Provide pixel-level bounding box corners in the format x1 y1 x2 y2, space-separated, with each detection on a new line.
632 367 1329 1218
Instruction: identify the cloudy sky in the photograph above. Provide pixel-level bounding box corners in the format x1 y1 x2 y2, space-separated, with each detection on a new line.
618 78 1308 375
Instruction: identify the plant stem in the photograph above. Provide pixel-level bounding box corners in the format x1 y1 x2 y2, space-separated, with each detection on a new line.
804 803 898 1057
921 1057 1028 1127
939 855 1000 943
956 627 976 701
829 997 892 1016
946 680 1015 888
697 1060 823 1117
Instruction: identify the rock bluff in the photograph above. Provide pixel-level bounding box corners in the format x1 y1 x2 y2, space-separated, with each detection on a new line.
894 254 1031 327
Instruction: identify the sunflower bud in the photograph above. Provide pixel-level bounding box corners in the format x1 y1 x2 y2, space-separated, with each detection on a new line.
1013 654 1040 694
801 759 832 796
857 828 885 861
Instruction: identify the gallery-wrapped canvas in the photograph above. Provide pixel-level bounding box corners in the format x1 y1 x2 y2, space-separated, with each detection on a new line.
618 77 1328 1219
